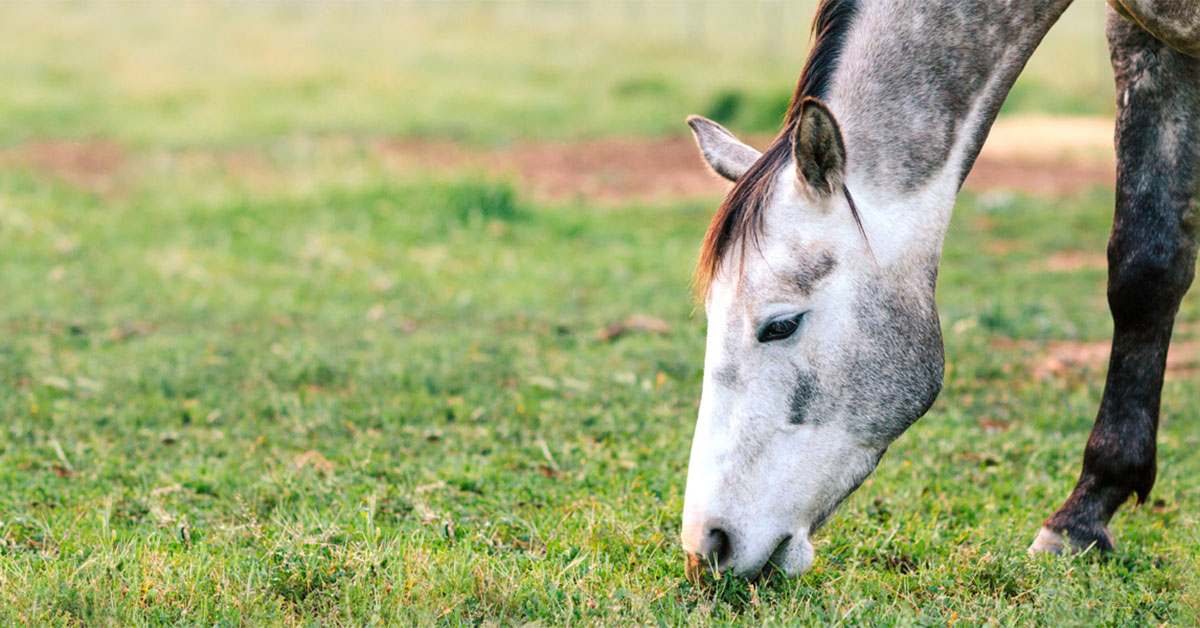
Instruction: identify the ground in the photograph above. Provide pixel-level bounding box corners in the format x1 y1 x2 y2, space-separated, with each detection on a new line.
1 2 1198 626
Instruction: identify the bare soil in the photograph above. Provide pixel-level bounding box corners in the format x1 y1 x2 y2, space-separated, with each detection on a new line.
1010 337 1200 382
373 135 730 204
0 115 1116 202
374 117 1117 203
0 140 126 194
1036 251 1109 273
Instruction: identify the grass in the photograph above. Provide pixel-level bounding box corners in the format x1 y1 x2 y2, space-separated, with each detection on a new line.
0 1 1113 148
1 1 1198 625
1 159 1198 625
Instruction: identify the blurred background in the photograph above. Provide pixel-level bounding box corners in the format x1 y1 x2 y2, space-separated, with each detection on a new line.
0 1 1112 145
0 1 1122 211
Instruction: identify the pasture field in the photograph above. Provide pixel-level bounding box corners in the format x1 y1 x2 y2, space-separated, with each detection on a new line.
4 146 1200 626
1 1 1199 626
0 1 1113 146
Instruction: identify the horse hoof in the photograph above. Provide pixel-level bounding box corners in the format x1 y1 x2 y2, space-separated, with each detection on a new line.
1027 525 1114 556
1028 527 1068 555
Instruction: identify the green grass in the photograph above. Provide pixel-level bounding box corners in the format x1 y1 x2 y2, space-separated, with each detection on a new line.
1 1 1197 625
2 158 1198 625
0 1 1113 148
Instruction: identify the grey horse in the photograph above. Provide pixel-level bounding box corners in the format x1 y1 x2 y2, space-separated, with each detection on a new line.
680 0 1200 580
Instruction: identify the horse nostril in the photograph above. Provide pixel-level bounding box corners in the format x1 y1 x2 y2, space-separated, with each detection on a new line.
701 527 733 567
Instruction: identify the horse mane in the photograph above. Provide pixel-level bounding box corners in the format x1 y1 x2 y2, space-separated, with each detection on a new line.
694 0 858 299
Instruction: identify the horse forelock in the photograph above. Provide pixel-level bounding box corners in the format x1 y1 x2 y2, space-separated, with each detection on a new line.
694 0 860 301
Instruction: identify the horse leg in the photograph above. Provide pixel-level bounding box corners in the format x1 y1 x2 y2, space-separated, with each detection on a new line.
1030 7 1200 554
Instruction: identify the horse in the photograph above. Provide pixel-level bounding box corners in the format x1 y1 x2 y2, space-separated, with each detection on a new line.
680 0 1200 581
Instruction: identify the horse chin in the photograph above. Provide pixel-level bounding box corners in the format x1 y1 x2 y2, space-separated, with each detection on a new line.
761 534 815 579
685 533 816 585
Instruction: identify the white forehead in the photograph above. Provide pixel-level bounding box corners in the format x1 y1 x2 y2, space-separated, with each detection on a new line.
705 167 867 311
705 158 956 317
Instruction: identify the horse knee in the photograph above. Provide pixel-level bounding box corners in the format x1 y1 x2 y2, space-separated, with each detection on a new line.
1107 235 1197 323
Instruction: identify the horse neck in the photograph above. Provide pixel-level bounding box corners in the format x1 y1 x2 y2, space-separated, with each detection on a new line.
824 0 1076 265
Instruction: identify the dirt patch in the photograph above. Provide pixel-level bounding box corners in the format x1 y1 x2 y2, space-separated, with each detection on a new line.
0 140 126 194
981 116 1114 164
961 159 1113 197
984 238 1021 255
373 115 1117 203
1029 340 1112 380
1036 251 1108 273
0 115 1117 202
375 135 1114 204
1002 336 1200 382
374 135 731 204
1167 337 1200 379
597 314 672 342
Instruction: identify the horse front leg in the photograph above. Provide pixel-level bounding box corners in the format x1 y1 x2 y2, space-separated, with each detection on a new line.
1030 7 1200 554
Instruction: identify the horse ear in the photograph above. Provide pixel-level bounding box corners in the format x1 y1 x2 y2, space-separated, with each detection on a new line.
686 115 762 182
792 97 846 198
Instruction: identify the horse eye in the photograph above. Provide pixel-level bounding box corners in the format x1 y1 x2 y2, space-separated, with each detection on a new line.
758 313 805 343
